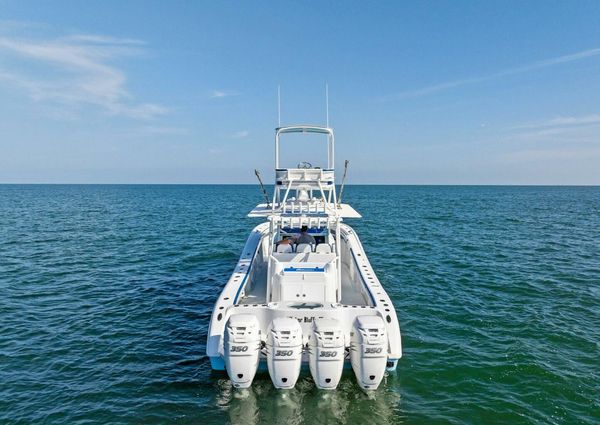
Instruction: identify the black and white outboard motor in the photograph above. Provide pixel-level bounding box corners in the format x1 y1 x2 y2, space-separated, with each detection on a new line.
308 318 345 389
350 316 388 390
224 314 261 388
266 318 303 389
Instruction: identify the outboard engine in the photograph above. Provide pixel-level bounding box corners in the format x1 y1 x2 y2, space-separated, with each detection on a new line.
266 317 303 389
350 315 388 390
224 314 261 388
308 318 345 389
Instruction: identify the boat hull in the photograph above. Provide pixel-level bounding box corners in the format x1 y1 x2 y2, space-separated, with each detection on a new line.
206 222 402 388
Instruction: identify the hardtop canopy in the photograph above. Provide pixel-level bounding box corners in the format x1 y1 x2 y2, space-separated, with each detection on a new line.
275 125 334 170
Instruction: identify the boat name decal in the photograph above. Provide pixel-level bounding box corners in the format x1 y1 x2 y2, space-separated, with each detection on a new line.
288 316 315 323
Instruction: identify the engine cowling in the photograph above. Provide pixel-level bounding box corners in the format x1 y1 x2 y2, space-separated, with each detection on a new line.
224 314 261 388
308 318 345 389
350 315 388 390
266 317 303 389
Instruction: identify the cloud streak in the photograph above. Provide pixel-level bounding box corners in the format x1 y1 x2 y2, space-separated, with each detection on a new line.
512 114 600 130
0 33 167 119
229 130 249 139
142 126 190 135
505 113 600 150
210 89 240 98
382 47 600 101
501 147 600 163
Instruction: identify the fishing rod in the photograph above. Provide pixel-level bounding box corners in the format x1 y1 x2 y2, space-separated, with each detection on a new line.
254 169 271 208
337 160 349 208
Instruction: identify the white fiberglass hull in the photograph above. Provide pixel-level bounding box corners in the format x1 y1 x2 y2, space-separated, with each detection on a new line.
206 222 402 390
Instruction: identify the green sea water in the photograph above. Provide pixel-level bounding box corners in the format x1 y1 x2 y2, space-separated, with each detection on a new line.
1 185 598 424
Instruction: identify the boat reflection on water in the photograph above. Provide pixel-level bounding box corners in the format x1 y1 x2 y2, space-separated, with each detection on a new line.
215 372 402 425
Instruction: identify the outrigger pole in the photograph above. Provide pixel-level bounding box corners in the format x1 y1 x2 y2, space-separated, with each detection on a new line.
254 169 271 208
337 160 349 208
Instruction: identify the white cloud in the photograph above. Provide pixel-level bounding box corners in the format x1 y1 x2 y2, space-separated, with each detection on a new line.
229 130 249 139
0 33 167 119
142 126 190 135
210 89 240 98
62 34 145 46
501 147 600 163
505 113 600 145
498 113 600 168
512 114 600 130
382 47 600 101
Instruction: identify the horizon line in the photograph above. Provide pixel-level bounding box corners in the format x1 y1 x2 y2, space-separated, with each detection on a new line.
1 183 599 187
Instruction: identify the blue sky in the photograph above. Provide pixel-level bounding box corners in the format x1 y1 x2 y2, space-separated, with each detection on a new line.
1 1 599 184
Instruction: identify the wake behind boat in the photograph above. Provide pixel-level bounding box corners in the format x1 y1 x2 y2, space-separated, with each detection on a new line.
207 125 402 390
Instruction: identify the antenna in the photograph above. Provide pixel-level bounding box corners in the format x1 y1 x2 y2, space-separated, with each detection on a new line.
277 85 281 127
325 83 329 128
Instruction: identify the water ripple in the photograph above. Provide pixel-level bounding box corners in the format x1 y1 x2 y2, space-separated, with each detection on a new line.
1 185 599 424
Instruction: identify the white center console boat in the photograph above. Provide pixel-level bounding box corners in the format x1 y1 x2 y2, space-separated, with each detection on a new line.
207 125 402 390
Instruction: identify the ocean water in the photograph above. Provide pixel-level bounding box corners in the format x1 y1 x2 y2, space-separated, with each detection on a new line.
1 185 598 425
